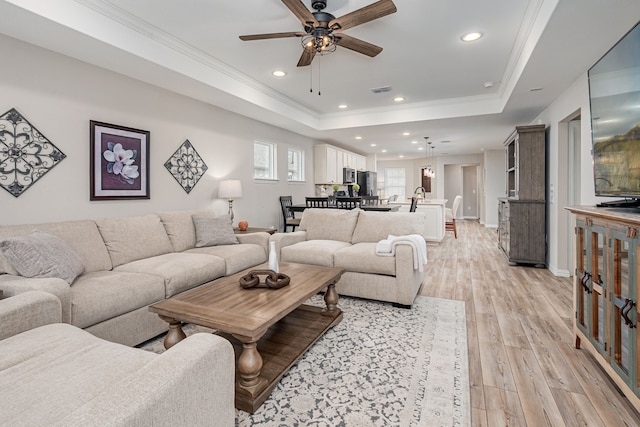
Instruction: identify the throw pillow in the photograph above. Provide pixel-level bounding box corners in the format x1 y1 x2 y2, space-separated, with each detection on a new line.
192 215 239 247
0 230 85 284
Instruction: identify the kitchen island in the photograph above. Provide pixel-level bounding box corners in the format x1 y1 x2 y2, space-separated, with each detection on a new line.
389 199 447 242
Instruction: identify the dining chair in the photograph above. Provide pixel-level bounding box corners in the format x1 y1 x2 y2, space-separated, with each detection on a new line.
445 195 463 238
279 196 301 232
409 196 418 213
336 197 362 209
361 195 379 206
306 197 330 208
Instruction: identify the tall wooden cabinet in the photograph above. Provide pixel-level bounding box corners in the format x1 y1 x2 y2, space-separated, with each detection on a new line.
567 206 640 411
498 124 546 265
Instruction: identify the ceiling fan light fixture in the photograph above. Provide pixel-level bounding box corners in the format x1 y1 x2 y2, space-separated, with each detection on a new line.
301 33 337 55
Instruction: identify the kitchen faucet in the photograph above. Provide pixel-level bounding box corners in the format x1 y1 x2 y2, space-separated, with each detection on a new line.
414 187 426 196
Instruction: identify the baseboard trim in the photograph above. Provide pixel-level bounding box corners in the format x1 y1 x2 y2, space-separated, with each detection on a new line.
548 264 571 277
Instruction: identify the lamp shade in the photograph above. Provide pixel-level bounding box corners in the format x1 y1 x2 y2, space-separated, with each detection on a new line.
218 180 243 199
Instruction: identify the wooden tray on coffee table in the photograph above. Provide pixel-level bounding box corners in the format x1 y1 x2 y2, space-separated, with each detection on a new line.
149 262 344 413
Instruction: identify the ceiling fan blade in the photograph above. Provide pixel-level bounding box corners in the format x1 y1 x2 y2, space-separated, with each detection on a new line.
240 31 304 41
297 48 316 67
335 34 383 57
281 0 317 27
330 0 397 31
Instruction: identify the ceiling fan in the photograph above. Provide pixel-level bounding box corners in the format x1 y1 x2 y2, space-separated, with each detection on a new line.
239 0 397 67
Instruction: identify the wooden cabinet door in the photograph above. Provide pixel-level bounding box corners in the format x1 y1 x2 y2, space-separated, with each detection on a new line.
609 229 638 388
575 221 607 355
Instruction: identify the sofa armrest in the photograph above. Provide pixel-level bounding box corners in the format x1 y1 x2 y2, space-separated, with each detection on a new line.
236 231 270 256
60 333 235 427
393 245 426 305
269 231 307 257
0 275 71 323
0 290 62 340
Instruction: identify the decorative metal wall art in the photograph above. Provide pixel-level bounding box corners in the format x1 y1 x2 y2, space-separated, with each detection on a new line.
0 108 66 198
90 120 150 200
164 139 208 194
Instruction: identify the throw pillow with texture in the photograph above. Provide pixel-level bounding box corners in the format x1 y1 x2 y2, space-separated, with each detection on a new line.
0 230 85 284
192 215 239 247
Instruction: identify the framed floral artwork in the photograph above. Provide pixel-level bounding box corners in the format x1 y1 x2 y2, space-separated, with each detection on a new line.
90 120 150 200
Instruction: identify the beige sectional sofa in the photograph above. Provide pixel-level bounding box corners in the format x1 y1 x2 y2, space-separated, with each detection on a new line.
270 208 427 307
0 210 269 346
0 290 235 426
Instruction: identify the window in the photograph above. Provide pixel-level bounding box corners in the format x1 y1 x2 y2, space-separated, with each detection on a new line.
287 148 304 182
254 140 277 180
385 168 406 200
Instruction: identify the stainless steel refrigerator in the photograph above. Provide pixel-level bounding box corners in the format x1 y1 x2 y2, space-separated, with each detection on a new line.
357 171 377 196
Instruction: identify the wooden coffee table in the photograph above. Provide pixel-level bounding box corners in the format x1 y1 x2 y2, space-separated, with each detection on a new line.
148 262 344 413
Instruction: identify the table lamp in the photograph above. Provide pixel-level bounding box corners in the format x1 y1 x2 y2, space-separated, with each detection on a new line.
218 179 242 221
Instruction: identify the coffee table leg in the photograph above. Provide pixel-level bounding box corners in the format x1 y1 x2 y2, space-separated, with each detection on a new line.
233 335 268 395
324 281 339 312
159 315 186 350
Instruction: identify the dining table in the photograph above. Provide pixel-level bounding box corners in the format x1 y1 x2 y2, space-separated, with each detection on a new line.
288 204 400 213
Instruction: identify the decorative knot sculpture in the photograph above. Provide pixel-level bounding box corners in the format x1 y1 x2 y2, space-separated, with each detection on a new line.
239 269 290 290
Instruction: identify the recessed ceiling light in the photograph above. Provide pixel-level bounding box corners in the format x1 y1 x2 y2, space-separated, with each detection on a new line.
338 104 348 109
483 81 494 88
393 97 405 102
272 70 287 77
411 140 418 144
381 149 387 153
355 136 362 140
461 32 482 42
399 154 404 158
370 143 377 147
418 147 424 150
402 132 410 136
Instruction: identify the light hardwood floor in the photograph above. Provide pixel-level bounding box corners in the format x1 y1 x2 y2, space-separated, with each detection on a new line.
419 219 640 427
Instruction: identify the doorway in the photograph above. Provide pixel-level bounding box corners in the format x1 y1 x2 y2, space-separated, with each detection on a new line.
444 164 480 218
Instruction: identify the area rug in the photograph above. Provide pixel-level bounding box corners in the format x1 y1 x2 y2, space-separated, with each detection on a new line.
140 295 470 426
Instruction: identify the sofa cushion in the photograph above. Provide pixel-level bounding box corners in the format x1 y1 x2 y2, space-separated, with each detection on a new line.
158 209 216 252
114 252 226 298
192 215 238 247
187 243 267 275
70 270 166 329
0 230 85 284
280 240 351 267
351 211 426 243
96 214 174 267
0 323 156 426
299 208 360 243
334 243 396 276
0 220 112 275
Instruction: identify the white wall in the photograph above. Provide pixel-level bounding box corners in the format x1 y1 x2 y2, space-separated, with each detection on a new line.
483 149 504 228
0 34 317 228
533 72 610 276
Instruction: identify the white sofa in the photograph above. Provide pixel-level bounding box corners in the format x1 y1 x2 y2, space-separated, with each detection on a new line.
0 210 269 346
0 290 235 426
270 208 427 307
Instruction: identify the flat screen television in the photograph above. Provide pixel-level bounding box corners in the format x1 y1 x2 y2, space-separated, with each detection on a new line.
589 20 640 207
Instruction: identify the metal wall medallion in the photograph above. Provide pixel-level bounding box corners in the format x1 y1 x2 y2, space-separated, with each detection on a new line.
164 139 208 194
0 108 66 197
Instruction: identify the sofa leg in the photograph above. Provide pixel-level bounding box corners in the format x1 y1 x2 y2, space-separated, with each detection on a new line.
392 302 412 309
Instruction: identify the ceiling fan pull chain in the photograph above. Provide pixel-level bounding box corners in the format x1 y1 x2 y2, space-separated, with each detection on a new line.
318 56 322 96
309 62 313 93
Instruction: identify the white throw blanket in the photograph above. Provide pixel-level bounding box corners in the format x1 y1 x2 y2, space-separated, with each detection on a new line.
375 234 428 272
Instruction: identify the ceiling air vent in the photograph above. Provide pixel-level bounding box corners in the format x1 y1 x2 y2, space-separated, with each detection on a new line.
371 86 392 94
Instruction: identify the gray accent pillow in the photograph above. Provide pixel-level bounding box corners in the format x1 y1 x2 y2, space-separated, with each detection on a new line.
192 215 239 247
0 230 85 284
